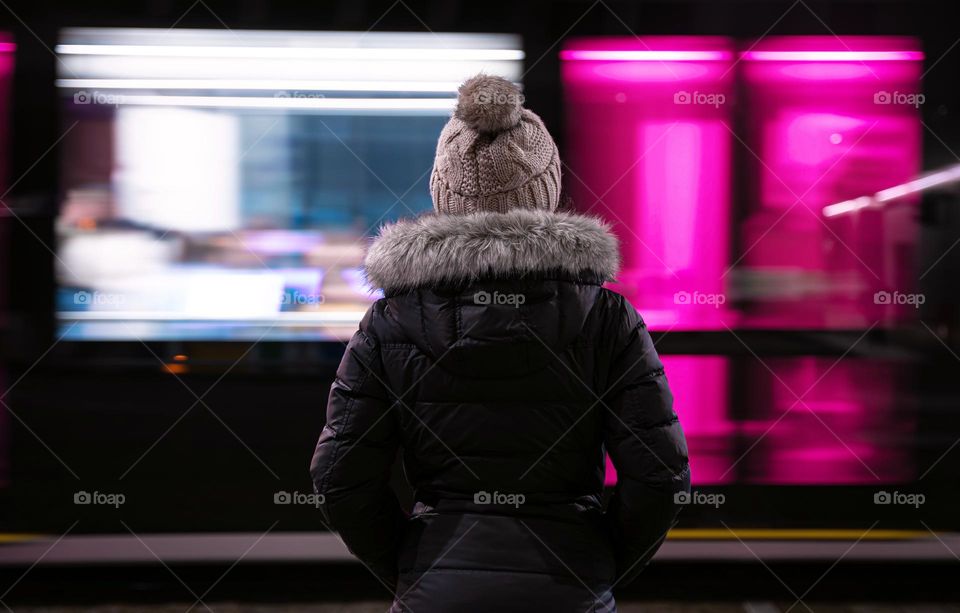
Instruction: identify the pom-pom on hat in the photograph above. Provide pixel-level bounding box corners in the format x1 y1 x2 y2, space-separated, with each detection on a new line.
430 74 562 214
454 74 524 133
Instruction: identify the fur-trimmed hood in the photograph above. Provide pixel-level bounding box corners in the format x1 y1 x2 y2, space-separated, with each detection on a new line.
364 209 620 294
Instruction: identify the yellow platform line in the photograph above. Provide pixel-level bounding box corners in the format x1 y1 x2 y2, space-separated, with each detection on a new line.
0 533 47 544
668 528 932 540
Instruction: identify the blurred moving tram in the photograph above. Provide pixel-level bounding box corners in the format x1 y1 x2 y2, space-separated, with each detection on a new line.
0 27 958 606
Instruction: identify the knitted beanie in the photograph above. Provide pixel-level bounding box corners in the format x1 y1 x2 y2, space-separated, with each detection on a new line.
430 74 562 214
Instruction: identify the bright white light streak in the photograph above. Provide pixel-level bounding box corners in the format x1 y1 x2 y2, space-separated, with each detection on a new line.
56 78 466 92
62 310 370 323
110 95 456 113
874 165 960 202
823 164 960 218
822 196 877 218
55 44 525 61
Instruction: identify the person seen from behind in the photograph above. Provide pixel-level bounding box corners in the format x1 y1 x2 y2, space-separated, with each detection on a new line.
310 74 691 612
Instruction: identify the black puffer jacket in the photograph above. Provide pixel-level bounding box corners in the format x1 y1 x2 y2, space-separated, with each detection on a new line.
310 209 690 612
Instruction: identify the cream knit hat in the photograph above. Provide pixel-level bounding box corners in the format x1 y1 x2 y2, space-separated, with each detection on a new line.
430 74 562 214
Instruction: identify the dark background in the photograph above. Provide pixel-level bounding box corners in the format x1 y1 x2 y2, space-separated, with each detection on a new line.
0 0 958 537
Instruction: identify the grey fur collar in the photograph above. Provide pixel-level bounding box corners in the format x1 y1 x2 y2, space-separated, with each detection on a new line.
364 209 620 294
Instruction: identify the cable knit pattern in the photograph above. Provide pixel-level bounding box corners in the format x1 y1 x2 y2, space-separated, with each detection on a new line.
430 76 562 214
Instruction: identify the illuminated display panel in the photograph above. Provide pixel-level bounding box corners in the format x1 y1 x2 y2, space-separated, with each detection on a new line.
562 37 736 332
54 28 524 341
738 36 924 329
602 356 912 486
564 38 922 487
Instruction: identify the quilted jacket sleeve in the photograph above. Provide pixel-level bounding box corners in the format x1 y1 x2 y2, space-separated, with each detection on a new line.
600 290 691 586
310 308 405 586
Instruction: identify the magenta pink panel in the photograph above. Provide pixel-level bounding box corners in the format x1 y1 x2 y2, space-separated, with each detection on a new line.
562 37 736 331
602 356 912 486
567 37 921 488
0 35 11 490
0 36 13 193
738 36 924 328
739 358 913 484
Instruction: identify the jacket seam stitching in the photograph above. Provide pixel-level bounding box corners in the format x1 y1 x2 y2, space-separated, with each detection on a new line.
636 415 680 430
417 289 436 356
317 352 374 497
624 367 666 385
